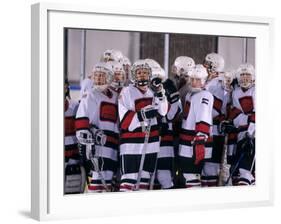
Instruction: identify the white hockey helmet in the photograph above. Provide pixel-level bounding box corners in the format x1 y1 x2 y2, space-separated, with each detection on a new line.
145 58 167 81
189 64 208 92
100 49 124 63
236 63 255 89
131 59 152 87
122 56 131 67
204 53 225 73
145 58 161 70
107 61 126 89
151 67 167 82
91 62 113 92
220 70 235 91
171 56 195 78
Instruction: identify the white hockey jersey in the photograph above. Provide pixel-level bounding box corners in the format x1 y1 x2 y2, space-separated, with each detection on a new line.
65 98 79 160
179 90 214 159
206 78 232 136
118 84 168 155
229 85 255 141
75 89 119 161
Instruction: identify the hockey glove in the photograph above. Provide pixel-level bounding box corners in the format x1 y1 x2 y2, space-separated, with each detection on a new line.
150 77 163 92
76 129 95 145
163 79 180 104
219 120 237 134
90 127 107 146
137 105 158 122
192 134 207 165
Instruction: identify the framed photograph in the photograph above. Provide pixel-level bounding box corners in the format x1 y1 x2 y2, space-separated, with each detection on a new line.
31 2 274 221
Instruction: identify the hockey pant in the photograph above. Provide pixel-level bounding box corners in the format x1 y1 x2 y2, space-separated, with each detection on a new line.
119 153 157 191
87 157 117 193
179 156 205 188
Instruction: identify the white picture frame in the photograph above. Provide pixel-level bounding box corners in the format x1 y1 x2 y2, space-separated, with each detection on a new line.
31 2 274 221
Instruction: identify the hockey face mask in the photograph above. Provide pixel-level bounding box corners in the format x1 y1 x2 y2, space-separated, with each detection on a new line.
239 73 253 89
135 68 150 87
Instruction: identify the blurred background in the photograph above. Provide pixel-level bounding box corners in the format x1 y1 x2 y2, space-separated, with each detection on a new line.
65 28 255 100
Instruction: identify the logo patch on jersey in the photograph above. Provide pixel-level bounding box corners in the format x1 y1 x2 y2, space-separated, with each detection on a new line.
213 96 223 113
201 98 209 105
100 102 118 123
183 101 190 119
135 98 153 112
239 96 254 114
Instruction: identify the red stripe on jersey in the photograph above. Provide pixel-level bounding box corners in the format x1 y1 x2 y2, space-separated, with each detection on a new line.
183 101 190 119
180 133 213 143
65 148 79 158
106 136 119 145
100 102 118 123
65 116 76 136
120 111 135 130
229 107 242 120
135 98 153 112
161 135 173 142
213 96 223 113
75 118 89 130
179 134 193 142
239 96 254 114
249 113 255 123
121 130 159 139
195 122 210 135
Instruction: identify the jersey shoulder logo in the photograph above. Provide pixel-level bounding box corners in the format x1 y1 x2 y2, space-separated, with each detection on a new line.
201 97 209 105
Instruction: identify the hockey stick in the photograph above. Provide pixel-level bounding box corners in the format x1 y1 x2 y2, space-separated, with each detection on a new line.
135 120 152 190
218 134 229 186
88 143 110 192
224 149 246 186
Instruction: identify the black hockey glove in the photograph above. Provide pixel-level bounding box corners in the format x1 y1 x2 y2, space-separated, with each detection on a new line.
150 77 163 92
137 105 158 121
163 79 180 104
219 120 237 134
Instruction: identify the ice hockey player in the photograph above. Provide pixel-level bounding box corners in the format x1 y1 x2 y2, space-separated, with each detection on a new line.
118 59 168 191
64 79 85 194
203 53 225 86
227 63 255 186
75 62 119 192
153 67 182 189
170 56 195 106
100 49 124 63
107 60 126 94
178 64 214 188
201 71 234 187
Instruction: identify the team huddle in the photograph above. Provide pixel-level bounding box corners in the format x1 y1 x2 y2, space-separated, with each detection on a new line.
64 49 255 194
